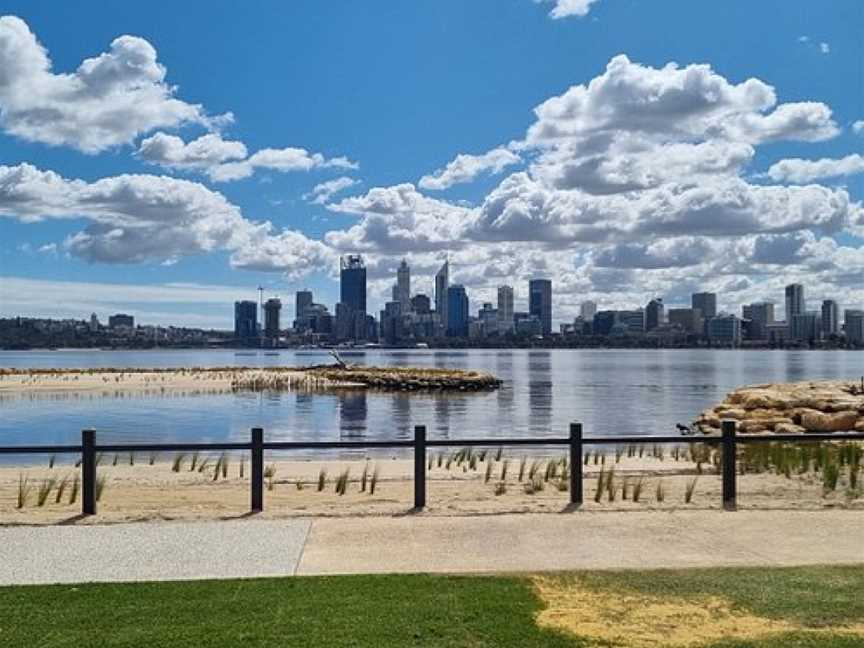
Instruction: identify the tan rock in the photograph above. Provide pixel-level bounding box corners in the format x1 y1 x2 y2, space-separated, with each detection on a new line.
773 423 806 435
800 410 859 432
715 408 746 420
855 419 864 433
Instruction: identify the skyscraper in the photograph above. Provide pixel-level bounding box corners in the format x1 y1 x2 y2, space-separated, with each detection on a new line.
645 298 664 331
528 279 552 336
264 298 282 339
396 259 411 313
446 284 469 337
691 292 717 321
580 301 597 321
234 301 257 341
340 255 367 314
821 299 839 337
785 284 804 323
497 285 514 334
434 260 449 336
295 290 313 321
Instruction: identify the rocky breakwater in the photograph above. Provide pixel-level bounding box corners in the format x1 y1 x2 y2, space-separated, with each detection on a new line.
303 365 503 391
694 379 864 435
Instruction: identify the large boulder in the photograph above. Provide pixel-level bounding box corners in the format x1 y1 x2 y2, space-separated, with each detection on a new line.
800 410 859 432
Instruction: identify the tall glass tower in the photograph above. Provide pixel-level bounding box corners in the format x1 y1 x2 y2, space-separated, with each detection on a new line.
340 255 367 314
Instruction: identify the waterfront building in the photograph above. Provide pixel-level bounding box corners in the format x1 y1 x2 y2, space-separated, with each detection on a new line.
618 309 645 334
790 311 820 342
514 313 542 337
785 284 805 323
579 301 597 322
497 285 514 334
592 310 618 336
446 284 469 337
645 298 664 331
822 299 839 337
667 308 702 333
691 292 717 321
845 310 864 344
435 260 449 336
396 260 411 313
233 301 257 341
108 313 134 329
742 302 774 340
379 301 403 345
707 314 741 346
478 302 498 337
263 298 282 340
528 279 552 336
89 313 100 332
295 290 313 323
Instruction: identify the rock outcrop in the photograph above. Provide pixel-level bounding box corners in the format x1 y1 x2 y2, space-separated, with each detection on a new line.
694 379 864 435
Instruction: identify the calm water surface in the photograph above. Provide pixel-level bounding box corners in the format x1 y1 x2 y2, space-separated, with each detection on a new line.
1 349 862 458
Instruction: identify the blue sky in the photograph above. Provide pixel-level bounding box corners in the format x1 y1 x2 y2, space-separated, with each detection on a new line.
1 1 862 328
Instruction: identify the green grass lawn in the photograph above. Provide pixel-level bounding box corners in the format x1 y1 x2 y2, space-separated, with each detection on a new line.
2 566 864 647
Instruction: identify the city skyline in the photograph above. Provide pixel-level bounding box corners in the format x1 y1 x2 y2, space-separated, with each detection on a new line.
1 3 863 328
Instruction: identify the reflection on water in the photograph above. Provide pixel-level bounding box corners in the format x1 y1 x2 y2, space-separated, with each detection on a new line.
1 348 861 454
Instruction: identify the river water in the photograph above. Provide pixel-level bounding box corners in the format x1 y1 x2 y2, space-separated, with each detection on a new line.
1 349 861 457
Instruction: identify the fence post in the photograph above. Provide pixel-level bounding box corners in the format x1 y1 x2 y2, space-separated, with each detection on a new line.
251 427 263 513
414 425 426 509
82 429 96 516
721 420 737 511
569 423 583 507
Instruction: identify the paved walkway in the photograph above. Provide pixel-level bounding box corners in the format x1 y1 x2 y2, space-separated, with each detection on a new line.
2 510 863 585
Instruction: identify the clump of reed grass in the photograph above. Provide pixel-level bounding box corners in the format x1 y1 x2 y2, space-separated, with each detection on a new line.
335 468 350 496
369 466 380 495
264 464 276 491
69 474 79 504
584 450 591 466
632 476 645 502
494 481 506 496
54 474 70 504
469 454 478 471
171 453 185 472
594 468 605 503
295 480 304 491
95 453 105 466
621 476 630 500
615 447 625 464
95 475 107 502
523 474 544 495
128 453 135 466
484 461 493 484
16 475 31 508
684 477 698 504
518 456 527 482
823 463 840 493
112 454 119 467
495 447 503 462
555 478 569 492
317 468 327 492
528 459 543 481
360 463 369 492
221 453 229 479
48 455 56 469
197 456 211 474
655 479 665 503
148 451 158 466
500 459 509 482
436 452 443 468
189 452 200 472
605 467 616 502
239 456 245 479
544 460 557 482
36 477 56 507
427 454 434 471
478 449 488 462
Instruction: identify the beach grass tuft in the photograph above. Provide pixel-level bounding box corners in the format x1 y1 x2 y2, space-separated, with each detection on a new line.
335 468 350 496
360 463 369 492
369 466 380 495
95 475 107 502
69 474 79 505
632 476 645 503
484 460 493 483
48 455 55 469
317 468 327 492
494 481 506 496
518 456 527 482
684 477 698 503
36 477 56 507
655 479 665 503
171 453 185 472
16 474 31 509
189 452 200 472
54 474 70 504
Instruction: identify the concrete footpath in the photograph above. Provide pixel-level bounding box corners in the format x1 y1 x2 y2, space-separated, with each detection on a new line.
2 510 863 585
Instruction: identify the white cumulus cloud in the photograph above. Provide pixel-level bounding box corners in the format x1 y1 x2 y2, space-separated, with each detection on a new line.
535 0 600 19
419 146 521 190
767 154 864 183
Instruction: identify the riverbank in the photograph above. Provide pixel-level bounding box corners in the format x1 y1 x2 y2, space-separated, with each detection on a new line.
3 448 862 525
0 365 502 396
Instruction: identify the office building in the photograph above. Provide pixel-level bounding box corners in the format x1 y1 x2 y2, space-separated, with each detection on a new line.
845 310 864 344
478 302 498 336
295 290 313 321
108 313 134 329
340 255 367 314
497 285 514 334
234 301 257 340
645 298 664 331
89 313 100 332
580 301 597 321
528 279 552 336
691 292 717 321
434 260 449 335
742 302 774 340
790 311 820 342
446 284 469 337
396 260 411 313
707 315 742 346
785 284 805 323
821 299 839 337
263 298 282 340
411 294 431 315
668 308 702 333
618 309 645 334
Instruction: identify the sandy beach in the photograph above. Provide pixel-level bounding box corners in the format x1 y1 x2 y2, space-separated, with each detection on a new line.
3 449 861 525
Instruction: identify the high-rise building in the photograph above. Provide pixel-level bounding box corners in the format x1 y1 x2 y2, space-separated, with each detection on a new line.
528 279 552 336
478 302 498 337
790 311 819 342
707 315 742 346
742 302 774 340
108 313 134 329
580 301 597 321
396 259 411 313
668 308 702 333
234 301 257 340
264 298 282 339
497 285 514 333
844 310 864 344
821 299 839 337
89 313 100 332
340 255 367 314
446 284 469 337
691 292 717 321
645 298 664 331
785 284 804 323
411 294 431 314
434 260 449 335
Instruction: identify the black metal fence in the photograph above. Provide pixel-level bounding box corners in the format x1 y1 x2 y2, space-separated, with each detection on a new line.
3 422 864 515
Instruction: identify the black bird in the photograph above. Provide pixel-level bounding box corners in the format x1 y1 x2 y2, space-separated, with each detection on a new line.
675 423 694 435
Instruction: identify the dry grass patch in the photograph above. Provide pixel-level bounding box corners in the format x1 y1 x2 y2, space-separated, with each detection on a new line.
533 576 864 648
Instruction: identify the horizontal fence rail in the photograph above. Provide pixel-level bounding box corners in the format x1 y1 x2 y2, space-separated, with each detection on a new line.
2 423 864 515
